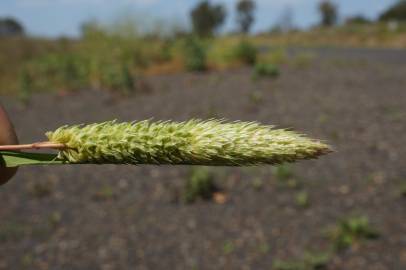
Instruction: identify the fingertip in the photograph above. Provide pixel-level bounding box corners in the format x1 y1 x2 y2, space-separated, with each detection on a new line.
0 166 18 186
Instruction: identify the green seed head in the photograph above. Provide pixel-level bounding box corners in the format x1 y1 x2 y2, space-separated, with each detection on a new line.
46 119 331 166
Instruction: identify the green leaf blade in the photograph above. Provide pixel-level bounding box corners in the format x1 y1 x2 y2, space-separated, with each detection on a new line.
0 151 65 167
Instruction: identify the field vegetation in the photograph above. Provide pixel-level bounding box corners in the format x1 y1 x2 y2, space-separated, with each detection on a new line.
1 21 406 96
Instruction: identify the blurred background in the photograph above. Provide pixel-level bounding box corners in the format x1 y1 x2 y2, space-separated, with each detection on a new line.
0 0 405 269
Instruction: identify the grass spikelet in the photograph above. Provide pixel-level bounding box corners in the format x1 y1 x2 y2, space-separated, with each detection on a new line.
46 119 331 166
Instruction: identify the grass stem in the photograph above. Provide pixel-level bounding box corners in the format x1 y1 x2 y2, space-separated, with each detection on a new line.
0 142 66 151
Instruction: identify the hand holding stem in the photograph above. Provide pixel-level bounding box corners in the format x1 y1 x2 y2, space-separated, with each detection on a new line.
0 105 19 185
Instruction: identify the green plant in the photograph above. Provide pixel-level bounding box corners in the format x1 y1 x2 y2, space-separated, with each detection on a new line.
1 120 331 167
20 253 34 268
184 167 217 203
273 252 330 270
183 37 208 71
254 63 280 78
48 211 62 228
18 68 32 104
45 120 330 166
327 215 379 251
101 62 136 95
295 191 310 208
28 53 87 91
273 164 294 181
232 40 257 65
92 185 115 201
258 243 270 254
223 240 235 254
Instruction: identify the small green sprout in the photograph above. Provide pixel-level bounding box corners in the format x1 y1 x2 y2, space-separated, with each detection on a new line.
295 191 310 208
273 164 294 181
223 240 235 254
92 185 115 201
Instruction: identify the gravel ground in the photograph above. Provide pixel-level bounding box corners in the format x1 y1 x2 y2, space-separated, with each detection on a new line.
0 48 405 270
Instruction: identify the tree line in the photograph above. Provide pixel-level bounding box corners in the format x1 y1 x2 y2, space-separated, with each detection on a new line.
1 0 406 38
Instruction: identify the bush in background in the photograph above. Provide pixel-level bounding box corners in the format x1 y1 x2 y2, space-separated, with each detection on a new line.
231 40 257 65
182 36 208 72
254 62 280 78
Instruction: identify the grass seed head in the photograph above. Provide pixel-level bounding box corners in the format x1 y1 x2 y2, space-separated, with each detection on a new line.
46 119 331 166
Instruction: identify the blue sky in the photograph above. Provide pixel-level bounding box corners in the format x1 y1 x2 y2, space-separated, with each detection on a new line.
0 0 397 37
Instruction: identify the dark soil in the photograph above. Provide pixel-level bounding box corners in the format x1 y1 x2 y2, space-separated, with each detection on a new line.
1 48 405 270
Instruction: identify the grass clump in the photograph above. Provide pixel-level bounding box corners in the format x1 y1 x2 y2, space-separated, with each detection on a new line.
184 167 217 203
231 40 257 65
273 164 301 189
327 215 379 251
254 62 280 78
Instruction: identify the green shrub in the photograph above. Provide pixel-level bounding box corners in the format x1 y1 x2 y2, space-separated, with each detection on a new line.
232 40 257 65
99 62 136 95
184 167 217 203
254 63 280 78
183 37 208 72
24 53 87 92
